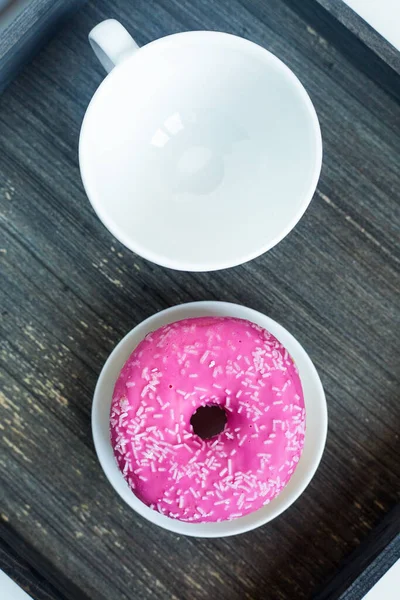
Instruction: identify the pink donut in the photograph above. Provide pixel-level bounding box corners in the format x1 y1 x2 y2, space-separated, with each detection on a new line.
110 317 305 522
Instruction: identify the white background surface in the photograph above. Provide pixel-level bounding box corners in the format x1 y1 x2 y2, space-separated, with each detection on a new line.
0 570 33 600
343 0 400 50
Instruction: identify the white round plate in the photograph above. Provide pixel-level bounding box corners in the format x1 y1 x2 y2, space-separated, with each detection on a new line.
92 301 327 537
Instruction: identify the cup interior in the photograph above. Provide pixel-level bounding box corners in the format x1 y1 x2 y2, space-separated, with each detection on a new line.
80 32 322 271
92 301 327 537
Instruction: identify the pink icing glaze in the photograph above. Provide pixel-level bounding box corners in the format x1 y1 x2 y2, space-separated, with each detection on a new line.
110 317 305 523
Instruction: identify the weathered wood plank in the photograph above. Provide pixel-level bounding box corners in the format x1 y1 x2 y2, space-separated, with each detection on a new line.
1 0 399 599
314 504 400 599
0 0 86 92
314 0 400 75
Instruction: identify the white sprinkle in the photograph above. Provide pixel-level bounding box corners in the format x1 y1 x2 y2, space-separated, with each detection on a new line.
273 400 283 405
229 512 243 519
209 360 216 368
228 459 232 475
138 475 148 481
155 395 164 407
189 374 199 378
230 449 237 456
200 350 210 364
219 468 228 477
238 434 247 446
189 487 199 498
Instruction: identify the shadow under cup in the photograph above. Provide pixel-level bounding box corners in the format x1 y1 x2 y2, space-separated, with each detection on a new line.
79 32 322 271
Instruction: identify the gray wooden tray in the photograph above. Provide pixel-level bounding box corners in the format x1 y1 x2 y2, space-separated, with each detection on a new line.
0 0 85 91
1 0 399 94
0 0 399 598
315 0 400 75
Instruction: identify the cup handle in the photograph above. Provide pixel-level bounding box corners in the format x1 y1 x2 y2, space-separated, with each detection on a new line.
88 19 139 73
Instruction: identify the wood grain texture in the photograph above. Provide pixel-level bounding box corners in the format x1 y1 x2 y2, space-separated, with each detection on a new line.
314 504 400 599
315 0 400 75
0 0 85 92
0 528 91 600
0 1 399 599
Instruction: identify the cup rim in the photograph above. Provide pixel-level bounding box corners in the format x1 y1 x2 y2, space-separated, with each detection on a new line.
92 301 328 537
79 31 323 272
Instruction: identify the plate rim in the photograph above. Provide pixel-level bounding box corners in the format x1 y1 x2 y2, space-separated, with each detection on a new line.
92 301 328 537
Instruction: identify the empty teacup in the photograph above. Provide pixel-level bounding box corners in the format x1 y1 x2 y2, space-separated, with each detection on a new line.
79 20 322 271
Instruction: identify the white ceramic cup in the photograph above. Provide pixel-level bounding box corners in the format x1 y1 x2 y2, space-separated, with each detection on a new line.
79 20 322 272
92 301 327 537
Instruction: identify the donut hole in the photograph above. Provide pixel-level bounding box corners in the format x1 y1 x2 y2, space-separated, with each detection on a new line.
190 404 227 440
